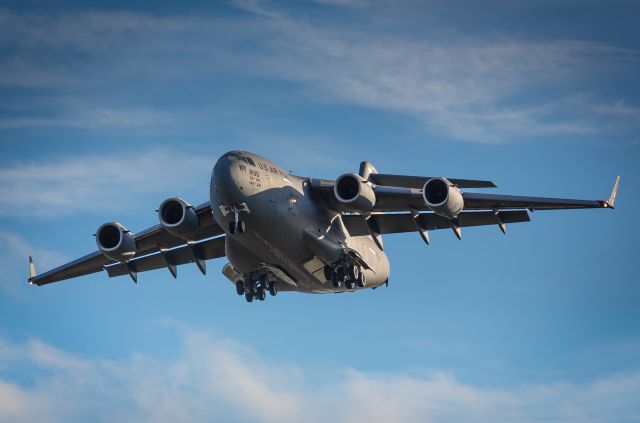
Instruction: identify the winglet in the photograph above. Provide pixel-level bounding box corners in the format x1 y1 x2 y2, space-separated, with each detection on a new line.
28 256 37 285
604 176 620 209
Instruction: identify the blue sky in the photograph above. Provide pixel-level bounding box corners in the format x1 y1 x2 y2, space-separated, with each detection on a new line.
1 0 639 421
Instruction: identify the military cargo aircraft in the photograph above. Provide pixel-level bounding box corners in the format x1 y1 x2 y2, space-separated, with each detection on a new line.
28 151 620 303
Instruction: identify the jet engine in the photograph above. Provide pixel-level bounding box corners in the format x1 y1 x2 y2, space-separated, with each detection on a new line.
423 177 464 218
96 222 136 262
158 197 199 240
334 173 376 211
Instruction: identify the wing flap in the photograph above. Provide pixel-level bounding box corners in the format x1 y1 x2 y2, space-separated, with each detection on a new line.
359 210 530 235
104 236 226 279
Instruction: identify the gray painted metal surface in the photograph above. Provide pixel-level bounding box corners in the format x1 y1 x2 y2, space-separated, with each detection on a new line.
27 150 619 301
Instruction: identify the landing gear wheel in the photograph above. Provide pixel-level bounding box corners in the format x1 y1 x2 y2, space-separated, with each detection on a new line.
356 272 366 288
336 267 347 283
245 277 257 295
268 281 278 296
255 286 266 301
229 221 237 234
345 279 355 290
235 280 245 295
238 219 246 233
349 264 359 281
323 265 334 281
332 275 341 288
245 292 254 303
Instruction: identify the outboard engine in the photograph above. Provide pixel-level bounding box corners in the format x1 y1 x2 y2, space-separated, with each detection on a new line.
334 173 376 211
423 177 464 218
158 197 199 240
96 222 136 262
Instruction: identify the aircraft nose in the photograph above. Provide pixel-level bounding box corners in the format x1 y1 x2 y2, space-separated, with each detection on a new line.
212 156 243 202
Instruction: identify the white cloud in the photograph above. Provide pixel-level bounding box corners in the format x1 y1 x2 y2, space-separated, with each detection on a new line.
0 229 67 294
0 329 639 423
0 6 638 142
0 150 214 218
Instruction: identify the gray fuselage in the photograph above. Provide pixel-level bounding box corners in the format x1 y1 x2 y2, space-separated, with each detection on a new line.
209 150 390 293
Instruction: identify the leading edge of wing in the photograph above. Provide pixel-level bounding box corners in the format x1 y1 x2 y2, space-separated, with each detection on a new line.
463 176 620 211
369 174 497 189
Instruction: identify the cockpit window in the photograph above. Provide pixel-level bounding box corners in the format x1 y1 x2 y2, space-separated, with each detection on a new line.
243 156 256 166
224 153 240 161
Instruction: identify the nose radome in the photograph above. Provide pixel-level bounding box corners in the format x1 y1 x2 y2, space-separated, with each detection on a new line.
212 158 242 203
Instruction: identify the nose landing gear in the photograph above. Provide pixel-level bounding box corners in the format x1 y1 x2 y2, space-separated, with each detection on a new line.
220 203 250 235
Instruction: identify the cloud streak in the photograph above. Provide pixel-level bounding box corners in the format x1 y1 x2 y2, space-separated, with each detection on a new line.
0 229 67 293
0 150 214 218
0 328 639 423
1 5 638 142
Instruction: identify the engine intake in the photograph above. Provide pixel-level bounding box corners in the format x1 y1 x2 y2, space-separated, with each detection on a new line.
423 177 464 218
334 173 376 211
96 222 136 262
158 197 199 240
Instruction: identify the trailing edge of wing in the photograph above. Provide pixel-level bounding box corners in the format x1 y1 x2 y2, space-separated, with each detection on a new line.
104 236 226 280
343 210 530 236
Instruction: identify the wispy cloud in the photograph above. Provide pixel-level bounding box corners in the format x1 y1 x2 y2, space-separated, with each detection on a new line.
0 150 214 218
0 229 67 293
0 5 638 142
0 328 639 422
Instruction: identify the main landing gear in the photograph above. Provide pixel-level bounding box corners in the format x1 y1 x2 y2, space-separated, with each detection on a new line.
324 262 366 290
236 273 278 303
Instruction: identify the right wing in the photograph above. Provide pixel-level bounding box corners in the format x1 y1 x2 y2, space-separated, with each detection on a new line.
28 202 225 286
369 173 497 189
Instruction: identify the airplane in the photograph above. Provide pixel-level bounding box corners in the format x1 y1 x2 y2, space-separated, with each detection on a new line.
28 150 620 303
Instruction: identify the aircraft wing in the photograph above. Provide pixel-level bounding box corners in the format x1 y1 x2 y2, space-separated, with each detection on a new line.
369 173 497 189
311 176 619 213
28 202 225 286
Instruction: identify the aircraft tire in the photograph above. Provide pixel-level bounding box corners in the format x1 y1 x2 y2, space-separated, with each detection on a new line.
256 286 266 301
345 279 355 290
349 264 359 281
357 272 366 288
236 280 245 295
323 265 334 281
245 277 257 295
332 276 341 288
245 292 253 303
269 281 278 296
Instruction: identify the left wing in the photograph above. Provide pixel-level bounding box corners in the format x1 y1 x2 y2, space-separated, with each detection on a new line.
311 174 619 213
28 201 225 286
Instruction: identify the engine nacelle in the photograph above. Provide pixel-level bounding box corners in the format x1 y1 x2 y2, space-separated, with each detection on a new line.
423 177 464 219
334 173 376 211
96 222 136 262
158 197 199 240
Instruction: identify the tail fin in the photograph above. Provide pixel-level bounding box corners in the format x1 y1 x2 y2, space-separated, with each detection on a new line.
359 161 378 180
